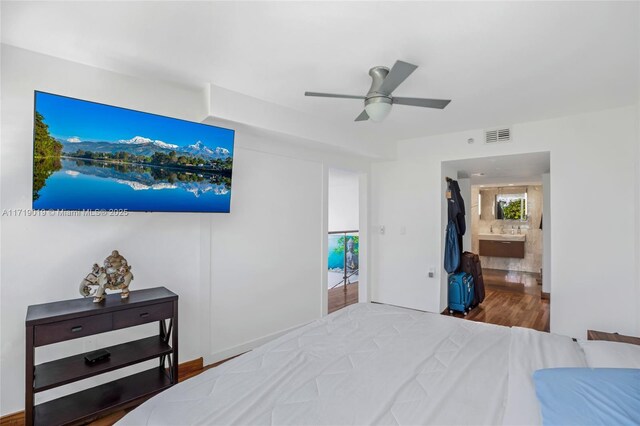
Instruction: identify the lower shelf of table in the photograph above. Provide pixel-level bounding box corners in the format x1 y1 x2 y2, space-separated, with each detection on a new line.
34 336 173 392
34 367 172 426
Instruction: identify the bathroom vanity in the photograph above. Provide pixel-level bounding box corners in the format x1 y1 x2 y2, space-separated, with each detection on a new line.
478 233 525 258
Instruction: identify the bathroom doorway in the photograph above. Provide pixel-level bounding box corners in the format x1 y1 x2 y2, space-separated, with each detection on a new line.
442 152 551 331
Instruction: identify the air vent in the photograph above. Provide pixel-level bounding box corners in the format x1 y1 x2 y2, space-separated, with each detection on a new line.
485 127 511 144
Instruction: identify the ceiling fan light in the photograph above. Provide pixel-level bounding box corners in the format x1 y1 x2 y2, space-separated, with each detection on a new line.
364 98 392 122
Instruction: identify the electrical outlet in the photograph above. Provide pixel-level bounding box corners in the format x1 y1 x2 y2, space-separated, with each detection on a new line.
428 267 436 278
379 225 385 235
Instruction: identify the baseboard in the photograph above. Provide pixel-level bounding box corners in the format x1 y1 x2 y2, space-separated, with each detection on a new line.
0 411 24 426
203 320 311 365
0 357 208 425
177 357 204 382
541 291 550 300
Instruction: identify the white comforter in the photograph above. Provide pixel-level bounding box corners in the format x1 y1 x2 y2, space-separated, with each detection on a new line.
119 303 586 426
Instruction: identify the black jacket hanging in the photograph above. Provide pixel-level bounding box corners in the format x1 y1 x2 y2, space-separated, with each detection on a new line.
445 178 466 272
447 179 466 237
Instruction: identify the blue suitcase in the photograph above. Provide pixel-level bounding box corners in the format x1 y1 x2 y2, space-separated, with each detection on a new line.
448 272 475 315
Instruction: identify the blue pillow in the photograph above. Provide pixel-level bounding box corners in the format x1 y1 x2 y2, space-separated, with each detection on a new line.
533 368 640 426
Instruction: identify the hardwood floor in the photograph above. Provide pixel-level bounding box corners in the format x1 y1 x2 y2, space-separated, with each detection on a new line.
446 268 550 332
328 281 358 314
484 268 542 297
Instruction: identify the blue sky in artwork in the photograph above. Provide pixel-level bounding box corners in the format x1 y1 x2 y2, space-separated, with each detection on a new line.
35 91 234 152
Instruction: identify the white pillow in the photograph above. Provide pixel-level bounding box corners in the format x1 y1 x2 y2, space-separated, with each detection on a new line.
578 340 640 368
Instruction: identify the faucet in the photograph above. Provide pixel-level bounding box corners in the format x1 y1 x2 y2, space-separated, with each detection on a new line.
517 225 521 234
500 225 505 234
490 225 493 233
511 225 515 235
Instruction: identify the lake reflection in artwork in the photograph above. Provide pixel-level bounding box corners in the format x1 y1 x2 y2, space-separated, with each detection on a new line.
34 158 231 212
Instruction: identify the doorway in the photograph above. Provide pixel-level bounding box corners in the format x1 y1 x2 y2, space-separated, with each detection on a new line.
327 168 360 314
441 152 551 331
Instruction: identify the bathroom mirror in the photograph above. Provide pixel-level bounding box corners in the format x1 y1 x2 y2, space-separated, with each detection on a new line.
495 193 527 220
479 188 529 222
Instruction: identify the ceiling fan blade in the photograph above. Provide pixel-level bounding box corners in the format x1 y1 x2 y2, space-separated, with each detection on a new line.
355 110 369 121
378 60 418 95
393 97 451 109
305 91 366 100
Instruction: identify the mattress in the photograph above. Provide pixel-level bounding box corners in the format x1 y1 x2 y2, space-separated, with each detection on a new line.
118 303 586 425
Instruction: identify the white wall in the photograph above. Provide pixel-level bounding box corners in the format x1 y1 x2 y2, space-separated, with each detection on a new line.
372 105 640 338
637 105 640 335
0 45 210 414
636 3 640 337
0 45 371 415
207 145 323 361
370 159 441 312
328 168 359 232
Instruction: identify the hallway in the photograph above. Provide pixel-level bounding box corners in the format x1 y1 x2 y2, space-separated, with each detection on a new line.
328 282 358 314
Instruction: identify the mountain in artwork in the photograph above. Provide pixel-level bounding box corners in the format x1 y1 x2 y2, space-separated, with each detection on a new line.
60 136 230 159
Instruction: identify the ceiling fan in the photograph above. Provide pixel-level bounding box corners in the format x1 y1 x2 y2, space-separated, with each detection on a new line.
305 60 451 122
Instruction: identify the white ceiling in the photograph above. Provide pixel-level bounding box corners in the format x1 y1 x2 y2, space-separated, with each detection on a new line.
444 151 550 186
2 1 639 144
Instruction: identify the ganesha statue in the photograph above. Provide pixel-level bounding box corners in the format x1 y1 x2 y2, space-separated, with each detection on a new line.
79 250 134 303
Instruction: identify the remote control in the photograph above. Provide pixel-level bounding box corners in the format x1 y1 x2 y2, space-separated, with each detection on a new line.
84 349 111 364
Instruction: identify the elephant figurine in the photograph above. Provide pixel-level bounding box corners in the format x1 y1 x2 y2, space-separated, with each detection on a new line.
79 250 134 303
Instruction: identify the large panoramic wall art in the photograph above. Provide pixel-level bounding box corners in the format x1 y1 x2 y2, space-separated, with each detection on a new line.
33 91 235 213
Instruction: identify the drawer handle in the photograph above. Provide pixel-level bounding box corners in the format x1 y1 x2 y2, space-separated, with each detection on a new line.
71 326 83 333
501 241 512 244
139 312 150 318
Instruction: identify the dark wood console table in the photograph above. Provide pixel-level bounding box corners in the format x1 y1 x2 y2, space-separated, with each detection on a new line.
25 287 178 426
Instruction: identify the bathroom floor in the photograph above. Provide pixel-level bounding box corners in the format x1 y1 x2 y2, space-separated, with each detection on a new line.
446 268 549 332
483 268 542 296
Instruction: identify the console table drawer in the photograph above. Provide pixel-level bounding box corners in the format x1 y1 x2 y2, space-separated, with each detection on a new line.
113 302 173 329
34 313 113 346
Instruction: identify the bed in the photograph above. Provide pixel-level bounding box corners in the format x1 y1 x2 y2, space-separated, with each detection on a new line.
118 303 639 425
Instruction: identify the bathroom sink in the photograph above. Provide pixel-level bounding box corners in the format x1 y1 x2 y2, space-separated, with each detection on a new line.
478 233 526 242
